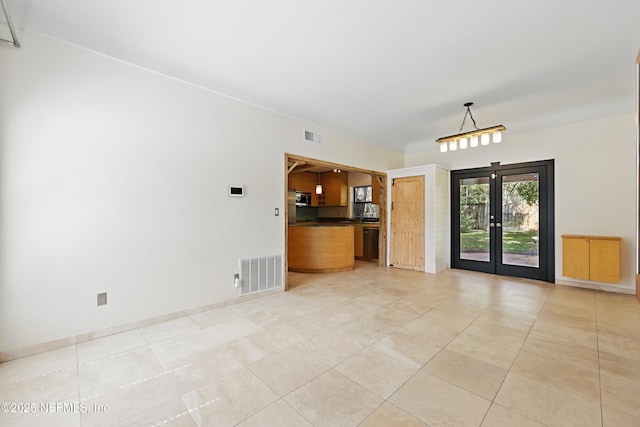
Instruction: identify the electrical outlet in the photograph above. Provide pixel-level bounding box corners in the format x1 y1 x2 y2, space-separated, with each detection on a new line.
97 292 107 306
275 208 279 216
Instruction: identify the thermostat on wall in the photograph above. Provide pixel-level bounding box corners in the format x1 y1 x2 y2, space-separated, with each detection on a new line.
228 185 245 197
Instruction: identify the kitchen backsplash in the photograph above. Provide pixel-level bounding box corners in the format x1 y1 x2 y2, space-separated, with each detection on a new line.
318 206 350 219
354 203 378 219
296 206 318 222
295 205 377 222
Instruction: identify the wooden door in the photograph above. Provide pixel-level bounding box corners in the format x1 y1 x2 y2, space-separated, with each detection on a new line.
390 176 425 271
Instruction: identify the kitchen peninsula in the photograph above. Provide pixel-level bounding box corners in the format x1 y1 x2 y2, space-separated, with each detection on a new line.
288 224 355 273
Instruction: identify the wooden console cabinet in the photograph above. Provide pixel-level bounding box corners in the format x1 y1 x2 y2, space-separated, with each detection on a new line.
562 235 621 283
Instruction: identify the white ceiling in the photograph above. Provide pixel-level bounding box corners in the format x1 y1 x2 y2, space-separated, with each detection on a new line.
3 0 640 152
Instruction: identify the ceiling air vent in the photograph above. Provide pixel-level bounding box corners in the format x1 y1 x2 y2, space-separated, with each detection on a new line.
304 130 322 144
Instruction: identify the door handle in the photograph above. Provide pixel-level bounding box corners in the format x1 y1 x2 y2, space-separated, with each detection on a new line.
496 223 502 228
489 223 495 228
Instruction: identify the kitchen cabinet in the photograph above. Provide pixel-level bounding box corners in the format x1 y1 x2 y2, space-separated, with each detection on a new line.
288 172 320 206
371 175 381 205
288 225 355 273
364 227 379 259
354 225 364 258
318 171 348 206
288 172 315 193
562 235 621 283
354 224 379 260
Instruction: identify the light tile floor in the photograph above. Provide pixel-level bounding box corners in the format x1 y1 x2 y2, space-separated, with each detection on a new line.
1 262 640 426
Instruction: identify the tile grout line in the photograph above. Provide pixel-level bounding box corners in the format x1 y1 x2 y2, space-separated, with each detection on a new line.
151 397 221 427
476 282 555 427
594 290 604 427
369 296 491 425
346 298 449 424
261 289 454 425
236 286 395 426
10 267 635 426
312 294 448 424
75 342 83 427
193 297 334 426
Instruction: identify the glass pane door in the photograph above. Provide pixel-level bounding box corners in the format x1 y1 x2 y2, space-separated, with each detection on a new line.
500 172 539 268
452 171 495 274
451 161 554 283
459 176 491 263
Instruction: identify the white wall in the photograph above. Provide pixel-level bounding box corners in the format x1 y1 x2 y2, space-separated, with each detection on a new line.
432 166 450 273
0 32 404 352
405 113 637 293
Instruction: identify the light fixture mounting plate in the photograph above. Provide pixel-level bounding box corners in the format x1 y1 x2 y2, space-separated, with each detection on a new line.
463 102 474 107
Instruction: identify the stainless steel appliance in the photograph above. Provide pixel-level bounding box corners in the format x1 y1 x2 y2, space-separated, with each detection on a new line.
288 190 296 224
295 191 311 207
363 228 379 259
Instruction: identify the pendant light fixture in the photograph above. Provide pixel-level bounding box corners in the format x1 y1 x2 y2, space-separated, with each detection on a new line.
315 173 323 194
0 0 20 47
437 102 505 153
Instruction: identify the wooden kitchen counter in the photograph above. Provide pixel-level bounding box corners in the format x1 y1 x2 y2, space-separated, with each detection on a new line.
288 225 355 273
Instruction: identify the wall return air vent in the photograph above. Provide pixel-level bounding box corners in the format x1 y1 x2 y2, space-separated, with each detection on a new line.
239 255 283 295
304 130 322 144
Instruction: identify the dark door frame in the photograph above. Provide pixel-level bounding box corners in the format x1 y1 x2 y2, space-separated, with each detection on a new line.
451 159 555 283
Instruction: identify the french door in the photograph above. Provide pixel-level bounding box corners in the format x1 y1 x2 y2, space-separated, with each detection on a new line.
451 160 554 282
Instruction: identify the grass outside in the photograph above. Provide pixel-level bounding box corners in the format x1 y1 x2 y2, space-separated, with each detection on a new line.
460 229 538 254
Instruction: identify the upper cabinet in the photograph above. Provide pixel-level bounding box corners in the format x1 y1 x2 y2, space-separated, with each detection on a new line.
289 170 351 207
318 171 348 206
288 171 315 194
289 171 320 206
371 175 381 205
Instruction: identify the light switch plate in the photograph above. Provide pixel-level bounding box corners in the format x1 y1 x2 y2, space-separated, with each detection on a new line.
97 292 107 306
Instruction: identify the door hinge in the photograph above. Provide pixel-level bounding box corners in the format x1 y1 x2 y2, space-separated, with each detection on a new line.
391 202 394 210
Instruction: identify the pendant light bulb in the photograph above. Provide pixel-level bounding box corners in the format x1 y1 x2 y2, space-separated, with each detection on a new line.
470 135 478 147
315 184 323 194
449 139 457 151
481 133 490 145
459 137 468 149
440 143 448 153
492 130 502 143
